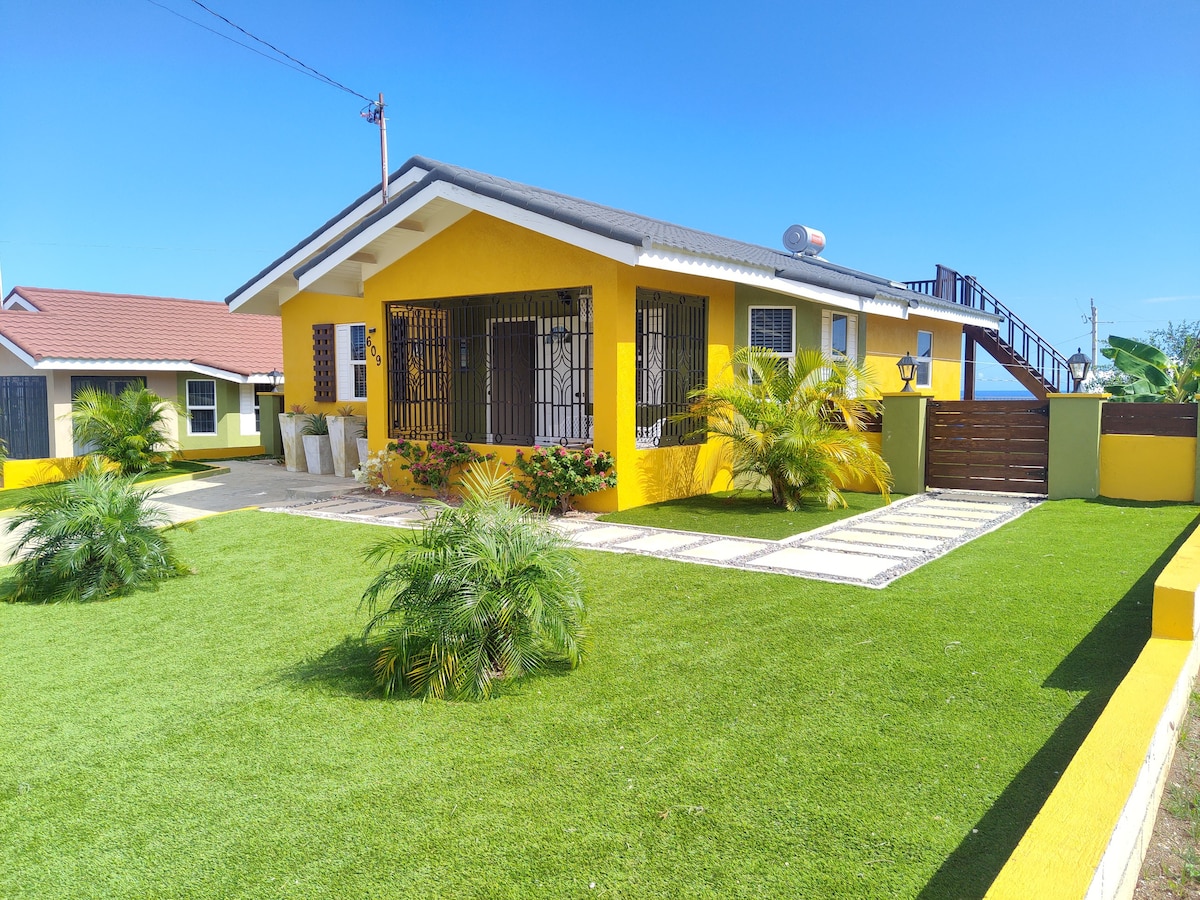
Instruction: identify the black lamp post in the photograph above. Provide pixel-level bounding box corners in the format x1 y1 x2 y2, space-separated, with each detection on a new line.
1066 348 1091 393
896 351 918 392
269 369 282 390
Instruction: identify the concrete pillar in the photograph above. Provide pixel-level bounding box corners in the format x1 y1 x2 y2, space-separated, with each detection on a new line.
259 392 283 459
1047 393 1107 500
881 392 931 495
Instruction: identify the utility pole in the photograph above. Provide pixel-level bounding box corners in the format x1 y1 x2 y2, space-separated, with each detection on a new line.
1090 299 1098 364
362 93 389 205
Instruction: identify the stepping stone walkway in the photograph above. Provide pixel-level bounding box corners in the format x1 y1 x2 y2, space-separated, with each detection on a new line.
260 490 1041 588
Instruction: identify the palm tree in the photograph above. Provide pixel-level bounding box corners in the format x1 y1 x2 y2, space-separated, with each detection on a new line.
71 385 180 475
360 463 589 700
684 345 892 509
2 460 189 603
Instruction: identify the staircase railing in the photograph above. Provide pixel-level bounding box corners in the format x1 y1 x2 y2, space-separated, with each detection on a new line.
905 266 1071 394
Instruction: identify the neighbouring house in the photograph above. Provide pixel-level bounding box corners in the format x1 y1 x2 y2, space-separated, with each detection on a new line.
226 155 1000 511
0 287 283 461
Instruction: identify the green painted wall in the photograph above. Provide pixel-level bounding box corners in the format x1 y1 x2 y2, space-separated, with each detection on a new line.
174 375 261 452
733 285 824 358
881 393 929 494
1047 394 1105 499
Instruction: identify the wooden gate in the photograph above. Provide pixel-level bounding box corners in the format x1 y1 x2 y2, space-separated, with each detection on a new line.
925 400 1050 494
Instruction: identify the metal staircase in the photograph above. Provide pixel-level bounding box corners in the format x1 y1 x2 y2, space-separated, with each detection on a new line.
904 265 1071 399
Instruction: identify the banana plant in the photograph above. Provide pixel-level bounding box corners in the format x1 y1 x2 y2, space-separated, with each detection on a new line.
1101 335 1200 402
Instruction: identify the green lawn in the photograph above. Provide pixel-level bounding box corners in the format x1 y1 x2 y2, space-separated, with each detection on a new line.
1 500 1196 899
0 460 220 511
597 489 898 540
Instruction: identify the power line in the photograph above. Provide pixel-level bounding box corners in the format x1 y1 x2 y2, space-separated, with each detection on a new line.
143 0 332 88
144 0 373 105
183 0 373 104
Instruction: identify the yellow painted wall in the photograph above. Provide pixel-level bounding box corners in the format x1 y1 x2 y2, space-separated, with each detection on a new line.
280 211 738 511
863 314 963 399
3 455 96 488
1099 434 1197 502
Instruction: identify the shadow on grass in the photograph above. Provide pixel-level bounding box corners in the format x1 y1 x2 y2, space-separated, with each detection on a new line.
280 636 380 699
917 505 1200 900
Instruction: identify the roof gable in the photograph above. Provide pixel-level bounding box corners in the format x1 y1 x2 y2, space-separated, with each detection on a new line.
227 156 998 328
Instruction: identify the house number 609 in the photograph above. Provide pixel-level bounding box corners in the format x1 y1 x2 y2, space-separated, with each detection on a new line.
366 334 382 366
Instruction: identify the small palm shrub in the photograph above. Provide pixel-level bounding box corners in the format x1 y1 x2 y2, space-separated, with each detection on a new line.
71 385 179 475
685 346 892 510
1 462 188 603
509 445 617 514
361 463 589 700
301 412 330 435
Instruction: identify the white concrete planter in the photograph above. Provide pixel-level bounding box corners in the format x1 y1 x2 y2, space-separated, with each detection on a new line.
302 434 334 475
356 437 370 467
328 415 366 478
279 414 306 473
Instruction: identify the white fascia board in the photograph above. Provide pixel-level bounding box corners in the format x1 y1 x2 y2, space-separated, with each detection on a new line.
900 301 1000 329
2 294 38 311
637 247 908 318
0 333 39 367
297 182 642 291
35 358 249 382
228 166 430 312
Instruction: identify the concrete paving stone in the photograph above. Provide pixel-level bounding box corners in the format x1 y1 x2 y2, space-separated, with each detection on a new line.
348 504 423 518
678 539 767 561
873 513 981 528
823 530 943 550
546 519 597 533
617 533 704 553
804 539 925 559
568 526 645 545
853 521 970 539
920 499 1011 513
752 547 899 580
914 505 1003 520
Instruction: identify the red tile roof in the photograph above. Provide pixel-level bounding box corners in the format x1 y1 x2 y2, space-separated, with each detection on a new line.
0 287 282 379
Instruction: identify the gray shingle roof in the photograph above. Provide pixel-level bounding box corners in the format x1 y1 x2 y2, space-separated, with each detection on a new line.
232 155 972 317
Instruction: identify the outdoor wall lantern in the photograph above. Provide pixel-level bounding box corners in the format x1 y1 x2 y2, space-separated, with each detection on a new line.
545 325 571 345
268 369 283 390
896 351 918 392
1067 348 1092 392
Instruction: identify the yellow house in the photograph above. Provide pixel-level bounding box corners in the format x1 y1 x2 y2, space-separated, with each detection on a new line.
226 156 998 511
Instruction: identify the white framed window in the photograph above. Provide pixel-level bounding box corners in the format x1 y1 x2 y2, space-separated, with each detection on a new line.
749 306 795 361
916 330 933 389
336 323 367 401
821 310 858 360
186 379 217 435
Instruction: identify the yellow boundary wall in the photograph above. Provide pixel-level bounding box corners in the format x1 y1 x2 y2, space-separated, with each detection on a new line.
1099 434 1198 503
985 523 1200 900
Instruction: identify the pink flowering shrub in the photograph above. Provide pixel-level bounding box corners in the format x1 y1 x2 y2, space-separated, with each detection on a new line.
391 439 492 499
509 445 617 514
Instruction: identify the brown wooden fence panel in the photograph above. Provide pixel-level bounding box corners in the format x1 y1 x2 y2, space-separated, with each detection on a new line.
926 400 1050 494
1100 403 1198 437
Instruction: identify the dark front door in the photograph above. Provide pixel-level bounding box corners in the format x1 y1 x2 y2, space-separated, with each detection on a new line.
0 376 50 459
490 321 535 445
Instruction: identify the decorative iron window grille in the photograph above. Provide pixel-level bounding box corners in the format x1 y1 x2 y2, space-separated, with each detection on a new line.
635 288 707 448
387 288 593 447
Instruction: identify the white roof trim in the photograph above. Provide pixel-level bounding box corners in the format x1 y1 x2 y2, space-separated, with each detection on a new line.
23 358 273 383
296 181 640 291
2 293 38 311
636 248 909 318
0 333 38 366
227 165 430 312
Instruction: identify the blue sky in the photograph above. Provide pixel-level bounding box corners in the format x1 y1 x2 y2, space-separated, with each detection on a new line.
2 0 1197 388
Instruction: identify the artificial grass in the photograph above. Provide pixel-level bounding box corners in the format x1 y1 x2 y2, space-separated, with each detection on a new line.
0 500 1196 898
597 489 898 540
0 460 219 511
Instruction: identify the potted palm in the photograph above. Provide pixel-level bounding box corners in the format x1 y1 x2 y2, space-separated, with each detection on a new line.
301 412 335 475
328 405 366 477
278 404 307 472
